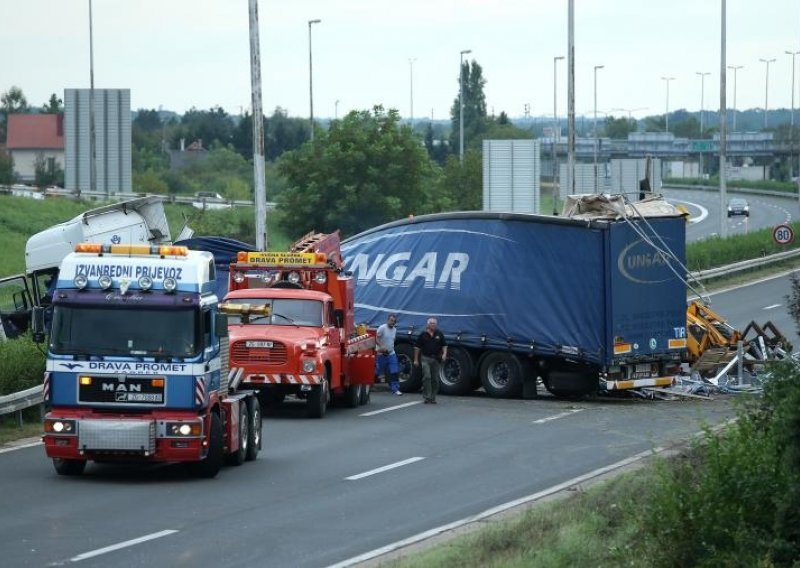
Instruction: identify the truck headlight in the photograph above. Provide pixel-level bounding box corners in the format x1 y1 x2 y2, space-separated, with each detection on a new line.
302 360 316 373
233 272 245 283
138 276 153 291
314 271 327 284
45 419 77 435
98 275 112 290
166 421 202 437
74 275 88 290
163 277 177 292
288 272 301 284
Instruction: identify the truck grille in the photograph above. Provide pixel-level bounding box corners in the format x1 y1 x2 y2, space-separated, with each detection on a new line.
79 419 155 454
232 341 288 365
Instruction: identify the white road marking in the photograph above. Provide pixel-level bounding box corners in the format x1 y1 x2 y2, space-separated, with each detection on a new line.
665 198 708 224
345 457 425 481
329 447 663 567
70 530 178 562
0 439 42 454
763 303 781 310
532 408 584 424
359 401 422 416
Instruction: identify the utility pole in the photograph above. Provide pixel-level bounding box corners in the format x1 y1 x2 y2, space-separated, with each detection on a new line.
249 0 267 250
308 19 321 141
553 55 564 214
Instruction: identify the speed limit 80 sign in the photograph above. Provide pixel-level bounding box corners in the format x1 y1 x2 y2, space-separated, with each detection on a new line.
773 224 795 245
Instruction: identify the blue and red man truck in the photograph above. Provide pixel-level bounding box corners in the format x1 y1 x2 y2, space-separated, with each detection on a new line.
35 243 261 477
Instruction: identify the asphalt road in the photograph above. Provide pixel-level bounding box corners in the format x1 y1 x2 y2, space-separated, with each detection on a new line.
662 187 796 242
0 276 796 568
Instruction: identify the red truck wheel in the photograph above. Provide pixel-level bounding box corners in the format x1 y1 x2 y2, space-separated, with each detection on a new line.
188 412 224 478
52 458 86 476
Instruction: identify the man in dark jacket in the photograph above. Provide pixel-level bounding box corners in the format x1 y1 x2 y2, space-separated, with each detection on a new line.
413 317 447 404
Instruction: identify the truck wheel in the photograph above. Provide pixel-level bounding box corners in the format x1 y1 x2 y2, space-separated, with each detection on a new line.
226 401 249 466
246 396 261 461
344 384 360 408
359 384 371 405
307 378 328 419
439 346 475 395
479 352 524 398
395 343 421 392
188 412 224 478
53 458 87 476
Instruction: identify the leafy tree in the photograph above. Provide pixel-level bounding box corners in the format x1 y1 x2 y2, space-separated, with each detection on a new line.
277 106 432 237
33 154 64 187
433 150 482 211
605 115 636 139
424 122 449 166
0 148 14 184
41 93 63 114
232 107 309 161
133 109 163 132
0 86 30 143
133 169 169 194
178 106 234 148
449 60 488 154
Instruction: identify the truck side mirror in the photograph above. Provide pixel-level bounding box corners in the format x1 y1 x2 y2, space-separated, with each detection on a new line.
215 312 229 338
333 309 344 328
31 306 46 343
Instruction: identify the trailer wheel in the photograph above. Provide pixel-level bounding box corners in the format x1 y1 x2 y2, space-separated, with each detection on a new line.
439 346 475 395
188 412 224 478
52 458 87 477
307 377 328 418
395 343 421 392
359 384 371 405
479 352 524 398
344 384 360 408
246 396 261 461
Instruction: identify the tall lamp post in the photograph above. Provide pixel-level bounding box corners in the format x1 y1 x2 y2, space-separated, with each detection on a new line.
760 57 776 128
553 55 564 214
409 57 416 129
787 50 800 187
87 0 97 197
459 49 472 163
696 71 710 177
728 64 743 131
593 64 604 192
661 76 675 132
307 19 321 141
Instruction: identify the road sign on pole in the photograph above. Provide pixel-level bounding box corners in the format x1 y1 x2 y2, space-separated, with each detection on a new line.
773 224 795 245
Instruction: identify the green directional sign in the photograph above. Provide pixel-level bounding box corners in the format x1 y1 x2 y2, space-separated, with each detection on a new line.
690 140 714 152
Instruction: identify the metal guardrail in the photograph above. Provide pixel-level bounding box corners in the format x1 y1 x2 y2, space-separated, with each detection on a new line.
663 183 798 200
0 385 43 426
688 248 800 282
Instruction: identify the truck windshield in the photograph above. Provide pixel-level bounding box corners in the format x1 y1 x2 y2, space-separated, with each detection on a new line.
49 305 200 357
226 298 323 327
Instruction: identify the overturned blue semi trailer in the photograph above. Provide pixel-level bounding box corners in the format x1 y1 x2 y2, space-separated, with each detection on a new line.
340 199 689 398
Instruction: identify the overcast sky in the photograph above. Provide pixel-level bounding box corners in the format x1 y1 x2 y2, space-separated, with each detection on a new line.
4 1 799 122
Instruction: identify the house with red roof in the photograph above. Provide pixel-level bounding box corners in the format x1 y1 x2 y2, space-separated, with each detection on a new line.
5 114 64 183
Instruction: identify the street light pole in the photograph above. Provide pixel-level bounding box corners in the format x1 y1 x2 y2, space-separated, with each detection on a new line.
593 64 604 193
760 57 776 128
787 50 800 186
308 19 321 141
696 71 710 177
334 99 339 120
553 55 564 214
661 76 675 132
409 57 416 130
727 64 743 131
88 0 96 197
459 49 472 163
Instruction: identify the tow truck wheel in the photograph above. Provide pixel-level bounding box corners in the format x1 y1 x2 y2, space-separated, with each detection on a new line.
359 384 371 405
307 378 328 419
245 396 261 461
479 352 524 398
226 401 249 466
53 458 87 476
188 412 224 478
345 384 360 408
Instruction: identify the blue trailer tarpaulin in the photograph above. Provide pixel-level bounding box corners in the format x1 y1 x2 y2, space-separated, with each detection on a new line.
342 211 686 367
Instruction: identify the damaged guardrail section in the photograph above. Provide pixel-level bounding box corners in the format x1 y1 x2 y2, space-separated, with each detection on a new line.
688 248 800 282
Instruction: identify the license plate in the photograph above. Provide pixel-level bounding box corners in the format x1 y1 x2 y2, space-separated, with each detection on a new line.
79 377 165 405
246 341 273 348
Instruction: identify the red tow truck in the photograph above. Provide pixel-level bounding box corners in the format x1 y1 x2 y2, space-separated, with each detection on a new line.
220 232 375 418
